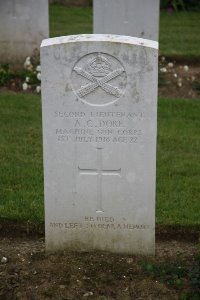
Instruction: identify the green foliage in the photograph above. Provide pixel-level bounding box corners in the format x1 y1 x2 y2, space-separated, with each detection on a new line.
0 64 15 86
160 0 200 11
187 249 200 299
0 52 41 91
22 70 38 85
144 250 200 298
160 0 186 11
144 262 187 288
193 80 200 94
184 0 200 11
22 53 41 86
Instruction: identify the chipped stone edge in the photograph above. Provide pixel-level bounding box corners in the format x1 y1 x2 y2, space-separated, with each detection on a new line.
41 34 158 50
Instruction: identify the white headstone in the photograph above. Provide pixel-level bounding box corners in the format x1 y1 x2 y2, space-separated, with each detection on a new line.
41 34 158 255
0 0 49 65
93 0 160 41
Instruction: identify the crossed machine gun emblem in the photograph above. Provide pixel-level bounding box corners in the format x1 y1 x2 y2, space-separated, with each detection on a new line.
73 65 125 98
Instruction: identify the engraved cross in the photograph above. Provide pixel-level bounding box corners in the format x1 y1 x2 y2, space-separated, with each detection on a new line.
78 148 121 213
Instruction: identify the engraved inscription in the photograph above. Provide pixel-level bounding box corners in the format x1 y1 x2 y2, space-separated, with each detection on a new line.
78 148 121 213
49 221 150 230
54 110 143 144
71 53 127 106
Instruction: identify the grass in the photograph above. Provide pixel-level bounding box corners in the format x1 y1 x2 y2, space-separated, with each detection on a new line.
157 98 200 225
49 4 200 59
0 92 200 226
49 5 92 37
159 12 200 59
0 92 43 222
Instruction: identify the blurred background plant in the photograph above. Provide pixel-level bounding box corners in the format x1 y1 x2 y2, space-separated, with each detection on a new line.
143 244 200 300
22 52 41 93
0 64 15 87
193 81 200 95
0 51 41 93
160 0 200 11
49 0 200 11
49 0 92 7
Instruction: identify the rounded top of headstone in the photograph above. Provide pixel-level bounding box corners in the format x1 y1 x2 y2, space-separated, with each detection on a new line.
41 34 158 50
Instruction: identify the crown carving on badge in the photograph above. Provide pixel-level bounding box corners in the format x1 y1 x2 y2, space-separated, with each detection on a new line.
85 53 112 77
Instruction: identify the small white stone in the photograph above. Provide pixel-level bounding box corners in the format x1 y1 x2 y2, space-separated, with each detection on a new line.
126 257 133 264
22 82 28 91
36 65 41 72
191 76 196 81
25 77 30 83
173 73 177 78
37 72 41 81
1 257 8 264
36 85 41 93
161 56 165 62
160 67 167 73
188 90 193 96
83 292 93 297
183 65 189 72
177 82 182 87
59 285 65 289
167 62 174 68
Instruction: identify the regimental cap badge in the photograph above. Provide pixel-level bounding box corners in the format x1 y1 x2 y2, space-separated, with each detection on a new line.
85 53 112 77
71 52 127 105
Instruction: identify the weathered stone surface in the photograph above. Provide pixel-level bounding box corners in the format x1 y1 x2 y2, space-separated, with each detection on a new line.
93 0 160 41
0 0 49 65
41 34 158 254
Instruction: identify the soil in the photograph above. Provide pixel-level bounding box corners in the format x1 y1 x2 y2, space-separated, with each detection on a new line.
158 62 200 100
0 225 199 300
